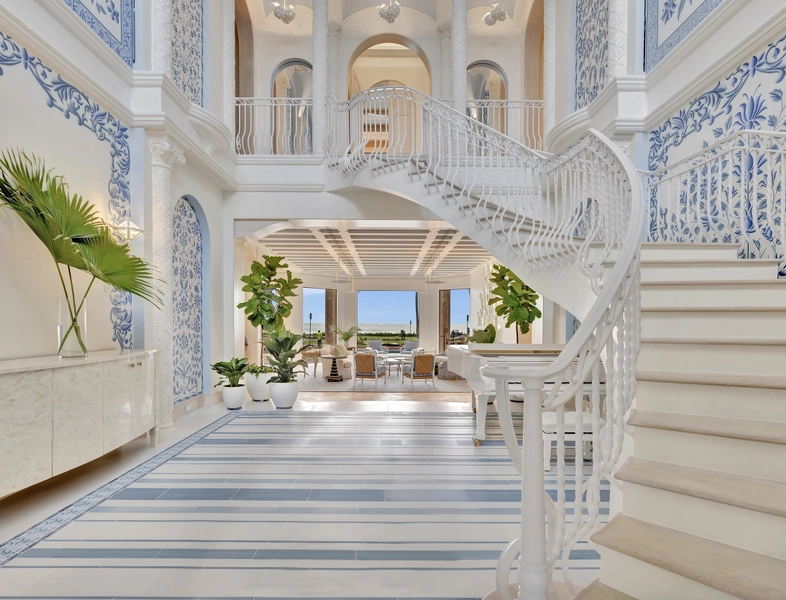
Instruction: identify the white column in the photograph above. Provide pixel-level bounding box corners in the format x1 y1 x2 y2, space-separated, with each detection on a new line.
437 22 452 101
311 0 329 154
152 0 173 75
223 0 236 132
608 0 628 79
327 21 343 99
451 0 467 114
543 0 556 136
150 138 185 430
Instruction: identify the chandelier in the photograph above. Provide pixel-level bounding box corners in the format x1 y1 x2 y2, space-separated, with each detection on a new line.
271 2 296 24
482 3 507 26
377 0 401 24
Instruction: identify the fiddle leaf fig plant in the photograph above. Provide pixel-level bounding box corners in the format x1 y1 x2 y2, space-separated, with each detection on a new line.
468 324 496 344
488 264 541 335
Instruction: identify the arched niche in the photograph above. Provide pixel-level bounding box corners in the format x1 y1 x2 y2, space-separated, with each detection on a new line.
271 58 314 98
235 0 255 97
172 195 211 403
348 34 432 98
467 60 508 100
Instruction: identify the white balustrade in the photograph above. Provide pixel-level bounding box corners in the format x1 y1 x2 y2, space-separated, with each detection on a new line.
643 130 786 271
235 98 313 155
467 99 544 150
326 86 642 599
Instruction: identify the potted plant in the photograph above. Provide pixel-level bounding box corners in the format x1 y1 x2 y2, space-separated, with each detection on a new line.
332 325 360 349
211 357 250 410
488 264 542 340
468 324 497 343
263 329 308 409
237 256 303 364
245 363 276 402
0 151 161 357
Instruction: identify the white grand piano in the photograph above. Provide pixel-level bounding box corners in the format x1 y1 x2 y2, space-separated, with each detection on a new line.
447 343 605 469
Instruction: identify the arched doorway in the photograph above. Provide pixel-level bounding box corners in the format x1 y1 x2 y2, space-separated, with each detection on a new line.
348 36 431 98
172 196 209 404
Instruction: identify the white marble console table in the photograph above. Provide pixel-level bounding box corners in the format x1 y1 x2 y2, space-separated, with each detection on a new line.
0 349 157 499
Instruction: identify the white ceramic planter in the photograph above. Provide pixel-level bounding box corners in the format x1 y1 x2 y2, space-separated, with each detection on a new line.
245 372 274 401
269 381 298 409
221 385 246 410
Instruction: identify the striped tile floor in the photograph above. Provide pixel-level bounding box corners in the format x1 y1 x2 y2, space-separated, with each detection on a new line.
0 411 607 599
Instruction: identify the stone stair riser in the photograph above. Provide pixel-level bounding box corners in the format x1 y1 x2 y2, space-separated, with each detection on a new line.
638 343 784 376
640 311 786 340
641 284 786 309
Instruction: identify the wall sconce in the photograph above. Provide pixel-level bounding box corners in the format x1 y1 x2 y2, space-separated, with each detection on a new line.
116 220 143 242
378 0 401 24
483 3 507 26
272 2 296 24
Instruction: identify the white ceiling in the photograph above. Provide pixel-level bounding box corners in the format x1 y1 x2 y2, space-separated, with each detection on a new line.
255 222 492 278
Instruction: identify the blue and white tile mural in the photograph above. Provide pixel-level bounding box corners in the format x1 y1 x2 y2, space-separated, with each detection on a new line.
61 0 134 67
645 0 723 71
171 0 204 106
0 29 134 347
172 197 203 403
575 0 609 110
648 33 786 272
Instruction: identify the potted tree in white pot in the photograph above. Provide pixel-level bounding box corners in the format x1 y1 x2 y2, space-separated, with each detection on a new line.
245 363 276 401
211 357 250 410
264 330 308 409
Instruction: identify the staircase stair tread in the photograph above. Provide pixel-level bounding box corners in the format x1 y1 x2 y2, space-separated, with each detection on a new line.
642 278 786 286
642 305 786 312
637 368 786 390
641 336 786 346
573 580 637 600
629 410 786 445
591 515 786 600
616 458 786 518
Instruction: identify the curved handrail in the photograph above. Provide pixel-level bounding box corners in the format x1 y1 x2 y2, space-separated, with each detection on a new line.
326 86 643 599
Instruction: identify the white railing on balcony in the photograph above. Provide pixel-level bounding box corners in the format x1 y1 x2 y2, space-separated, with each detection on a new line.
467 99 544 150
235 98 313 155
326 86 642 599
643 130 786 272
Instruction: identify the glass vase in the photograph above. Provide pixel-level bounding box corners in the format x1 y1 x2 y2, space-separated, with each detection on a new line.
57 297 88 358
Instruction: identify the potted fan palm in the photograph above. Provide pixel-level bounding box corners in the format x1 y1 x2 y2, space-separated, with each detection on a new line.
211 357 250 410
0 151 161 357
263 329 308 409
332 325 360 350
245 362 276 401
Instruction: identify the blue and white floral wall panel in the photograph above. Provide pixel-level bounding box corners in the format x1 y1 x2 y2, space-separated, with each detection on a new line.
172 197 203 403
61 0 134 67
575 0 610 110
645 0 723 71
171 0 204 106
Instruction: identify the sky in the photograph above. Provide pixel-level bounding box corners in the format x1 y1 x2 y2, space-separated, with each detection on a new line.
302 288 471 328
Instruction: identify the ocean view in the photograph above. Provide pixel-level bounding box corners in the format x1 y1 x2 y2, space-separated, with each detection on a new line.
302 323 470 335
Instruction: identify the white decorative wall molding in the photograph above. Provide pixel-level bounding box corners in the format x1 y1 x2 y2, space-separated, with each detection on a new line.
171 0 204 106
150 138 186 429
172 197 203 404
223 0 235 131
575 0 610 110
152 0 173 75
645 0 723 71
0 28 134 348
451 0 468 115
328 21 343 99
60 0 134 67
437 21 452 101
311 0 328 154
608 0 628 78
543 0 556 135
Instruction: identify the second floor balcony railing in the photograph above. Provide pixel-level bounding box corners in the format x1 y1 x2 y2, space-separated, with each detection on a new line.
235 96 544 155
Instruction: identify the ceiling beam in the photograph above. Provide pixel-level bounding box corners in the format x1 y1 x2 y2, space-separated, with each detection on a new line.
338 229 367 276
409 229 440 276
427 231 466 277
310 228 352 275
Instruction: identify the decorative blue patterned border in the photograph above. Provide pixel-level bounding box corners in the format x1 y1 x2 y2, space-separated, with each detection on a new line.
0 29 134 348
61 0 134 67
0 411 238 566
645 0 723 72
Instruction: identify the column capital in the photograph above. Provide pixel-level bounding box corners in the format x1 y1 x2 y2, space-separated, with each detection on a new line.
437 22 452 38
328 21 343 37
150 139 186 169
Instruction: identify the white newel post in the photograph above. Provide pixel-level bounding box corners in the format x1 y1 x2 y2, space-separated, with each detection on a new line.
150 139 185 430
438 22 452 101
311 0 329 154
520 378 549 600
451 0 467 116
328 21 343 99
152 0 173 75
542 0 556 137
223 0 236 132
